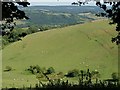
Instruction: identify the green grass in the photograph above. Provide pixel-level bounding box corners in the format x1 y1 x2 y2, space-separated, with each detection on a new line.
2 20 118 88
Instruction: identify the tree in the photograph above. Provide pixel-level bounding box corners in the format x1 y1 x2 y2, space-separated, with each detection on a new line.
0 0 30 35
96 1 120 45
74 1 120 45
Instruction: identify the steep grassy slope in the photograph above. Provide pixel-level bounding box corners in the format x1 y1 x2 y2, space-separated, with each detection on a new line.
2 20 118 88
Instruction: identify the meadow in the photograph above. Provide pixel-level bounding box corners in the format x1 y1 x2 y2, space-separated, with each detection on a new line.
2 20 118 88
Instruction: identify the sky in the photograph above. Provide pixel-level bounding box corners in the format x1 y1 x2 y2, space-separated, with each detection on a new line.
28 0 103 6
28 0 78 2
28 0 103 2
28 0 83 6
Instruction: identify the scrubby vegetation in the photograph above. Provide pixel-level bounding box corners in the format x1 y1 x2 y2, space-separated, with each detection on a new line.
26 65 55 75
2 66 120 89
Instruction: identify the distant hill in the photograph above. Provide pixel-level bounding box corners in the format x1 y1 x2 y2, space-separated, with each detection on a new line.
2 20 118 88
18 6 104 27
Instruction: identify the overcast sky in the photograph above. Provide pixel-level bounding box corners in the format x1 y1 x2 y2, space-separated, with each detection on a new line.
28 0 84 6
28 0 103 2
28 0 103 6
28 0 102 2
28 0 77 2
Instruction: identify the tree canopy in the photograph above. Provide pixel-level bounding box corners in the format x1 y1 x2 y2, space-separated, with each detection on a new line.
96 1 120 45
0 0 30 35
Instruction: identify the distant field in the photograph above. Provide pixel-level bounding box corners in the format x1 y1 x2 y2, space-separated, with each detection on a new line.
22 6 104 27
2 20 118 88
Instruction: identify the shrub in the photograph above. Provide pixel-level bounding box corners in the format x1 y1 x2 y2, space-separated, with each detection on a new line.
2 37 9 46
111 72 118 80
27 65 41 74
66 69 79 77
46 67 55 74
33 69 38 74
19 32 27 37
26 26 38 34
35 65 41 73
80 70 87 76
36 73 44 79
91 70 100 79
40 67 47 74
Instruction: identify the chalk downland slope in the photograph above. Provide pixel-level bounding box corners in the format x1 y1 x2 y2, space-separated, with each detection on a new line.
2 20 118 87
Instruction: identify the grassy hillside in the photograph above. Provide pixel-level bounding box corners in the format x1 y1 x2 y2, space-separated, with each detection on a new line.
2 20 118 88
